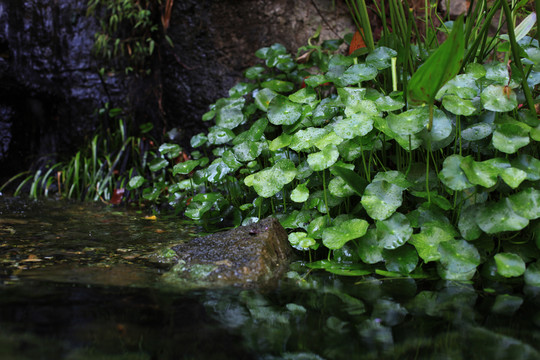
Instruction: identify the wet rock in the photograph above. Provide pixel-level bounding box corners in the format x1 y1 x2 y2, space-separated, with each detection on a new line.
166 217 291 288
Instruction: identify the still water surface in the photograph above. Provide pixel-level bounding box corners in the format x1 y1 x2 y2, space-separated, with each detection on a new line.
1 198 540 360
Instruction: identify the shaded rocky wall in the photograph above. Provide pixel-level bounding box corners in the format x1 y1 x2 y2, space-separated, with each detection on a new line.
0 0 353 181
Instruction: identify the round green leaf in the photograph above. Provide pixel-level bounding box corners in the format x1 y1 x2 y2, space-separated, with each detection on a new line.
387 107 427 136
288 232 316 250
383 245 418 274
436 73 479 99
492 123 530 154
322 218 369 250
248 159 297 198
128 175 145 189
307 145 339 171
261 79 295 93
461 123 493 141
288 87 317 104
481 85 518 112
342 64 378 85
173 160 199 175
313 131 343 150
289 127 328 152
511 154 540 181
159 143 182 158
254 88 278 111
334 113 374 139
421 109 453 142
291 183 310 202
361 180 404 221
376 212 412 249
366 46 398 70
410 223 455 262
438 239 480 275
494 253 526 277
375 95 405 112
233 141 264 162
439 154 474 190
149 158 168 172
524 261 540 287
307 215 328 239
190 133 207 147
244 65 265 79
460 156 499 188
216 106 244 129
269 133 292 151
357 229 384 264
476 199 529 234
458 205 482 241
185 193 224 220
207 127 235 145
508 187 540 220
328 176 355 198
442 94 476 115
268 94 303 125
499 167 527 189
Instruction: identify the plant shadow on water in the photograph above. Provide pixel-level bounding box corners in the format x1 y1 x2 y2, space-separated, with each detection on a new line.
1 199 540 360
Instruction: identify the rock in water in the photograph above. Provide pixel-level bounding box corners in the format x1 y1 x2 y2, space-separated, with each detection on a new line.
166 217 291 288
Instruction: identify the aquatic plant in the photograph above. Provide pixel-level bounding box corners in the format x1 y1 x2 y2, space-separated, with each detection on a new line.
138 6 540 282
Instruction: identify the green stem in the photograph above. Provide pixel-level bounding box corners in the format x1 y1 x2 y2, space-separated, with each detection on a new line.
322 170 331 223
500 0 535 114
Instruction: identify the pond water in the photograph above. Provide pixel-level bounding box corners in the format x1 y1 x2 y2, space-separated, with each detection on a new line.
1 198 540 360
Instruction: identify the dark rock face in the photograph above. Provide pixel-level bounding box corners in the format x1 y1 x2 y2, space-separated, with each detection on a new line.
0 0 352 180
168 217 291 287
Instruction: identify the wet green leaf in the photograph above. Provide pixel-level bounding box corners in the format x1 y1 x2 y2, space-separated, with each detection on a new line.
268 95 303 125
372 171 411 189
228 82 256 97
375 95 405 112
376 212 412 249
439 154 474 190
159 143 182 159
313 131 343 150
269 133 292 151
304 74 327 87
354 229 382 264
342 64 378 84
254 88 278 111
476 199 529 234
128 175 145 189
244 65 265 79
383 245 418 274
334 113 374 139
190 133 207 147
494 253 526 277
173 160 199 175
289 127 328 152
233 141 264 162
461 123 493 141
308 215 328 239
288 232 316 250
524 261 540 287
291 183 309 202
492 123 530 154
511 154 540 181
436 73 479 99
465 62 486 79
366 46 398 70
499 167 527 189
361 180 404 220
197 159 232 183
328 176 355 198
508 188 540 220
149 158 168 172
458 205 483 240
307 145 339 171
410 223 455 262
387 107 427 136
331 165 368 196
185 193 224 220
261 79 294 93
442 95 476 115
247 159 297 198
322 218 369 250
215 99 245 129
460 156 499 188
420 109 453 142
208 127 235 145
438 239 480 276
481 85 518 112
288 87 317 104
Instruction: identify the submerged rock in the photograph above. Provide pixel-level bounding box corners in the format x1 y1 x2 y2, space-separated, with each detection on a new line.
165 217 291 288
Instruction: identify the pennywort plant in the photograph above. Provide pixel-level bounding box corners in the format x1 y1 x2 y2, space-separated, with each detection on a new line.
138 10 540 282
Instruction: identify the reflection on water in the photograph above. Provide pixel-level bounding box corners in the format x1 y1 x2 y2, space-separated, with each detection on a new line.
1 198 540 359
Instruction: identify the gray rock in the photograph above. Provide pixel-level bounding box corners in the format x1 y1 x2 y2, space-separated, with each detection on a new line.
165 217 291 288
